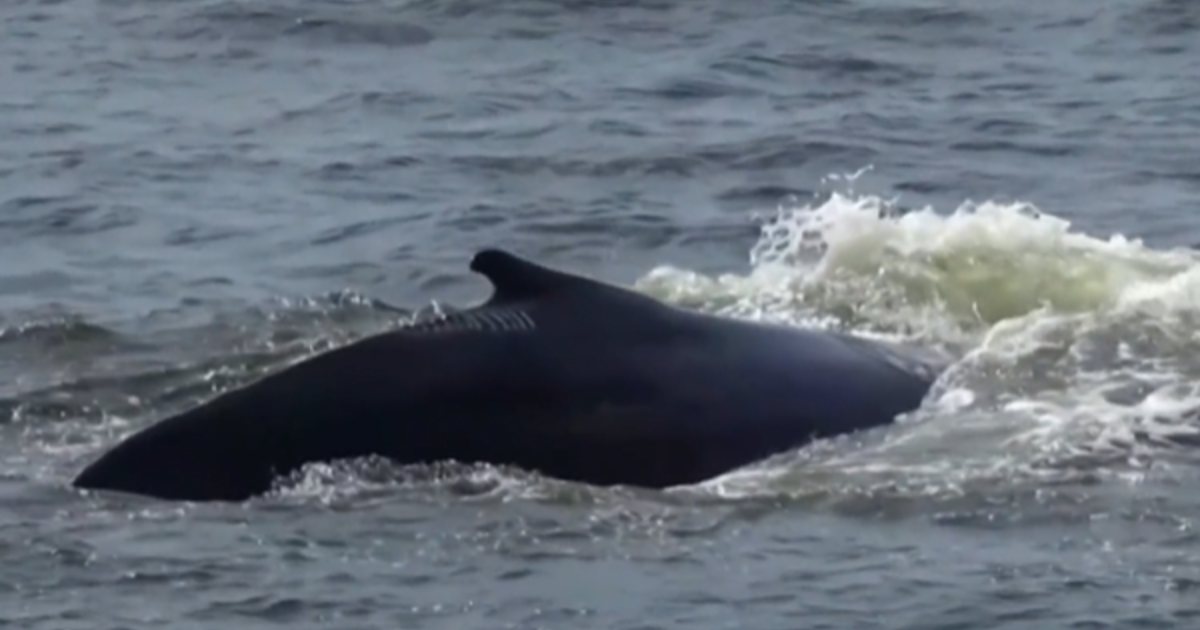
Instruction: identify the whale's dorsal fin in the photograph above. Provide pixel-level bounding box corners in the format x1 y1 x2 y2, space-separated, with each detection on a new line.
400 249 687 339
470 248 624 305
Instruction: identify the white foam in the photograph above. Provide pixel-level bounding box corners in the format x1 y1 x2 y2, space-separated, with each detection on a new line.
639 185 1200 500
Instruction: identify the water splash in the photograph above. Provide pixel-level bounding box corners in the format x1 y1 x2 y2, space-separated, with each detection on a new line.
639 190 1200 502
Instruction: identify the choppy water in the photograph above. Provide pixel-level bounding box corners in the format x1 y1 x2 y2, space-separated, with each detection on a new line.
4 0 1200 627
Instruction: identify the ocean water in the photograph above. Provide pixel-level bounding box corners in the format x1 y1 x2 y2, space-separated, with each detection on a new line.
4 0 1200 628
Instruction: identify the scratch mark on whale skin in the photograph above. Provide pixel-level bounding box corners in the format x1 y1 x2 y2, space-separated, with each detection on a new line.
401 307 538 336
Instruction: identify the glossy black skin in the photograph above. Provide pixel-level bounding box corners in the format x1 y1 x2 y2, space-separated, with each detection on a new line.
72 249 949 502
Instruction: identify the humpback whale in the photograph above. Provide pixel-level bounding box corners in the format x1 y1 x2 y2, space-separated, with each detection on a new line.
72 248 948 502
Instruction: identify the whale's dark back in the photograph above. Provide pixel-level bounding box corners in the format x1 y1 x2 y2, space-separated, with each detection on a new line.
72 249 948 502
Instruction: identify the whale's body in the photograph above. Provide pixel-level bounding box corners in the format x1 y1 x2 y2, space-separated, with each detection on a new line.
73 249 948 502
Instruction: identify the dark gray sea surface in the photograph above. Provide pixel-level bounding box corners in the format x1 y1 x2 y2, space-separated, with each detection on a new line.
4 0 1200 628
